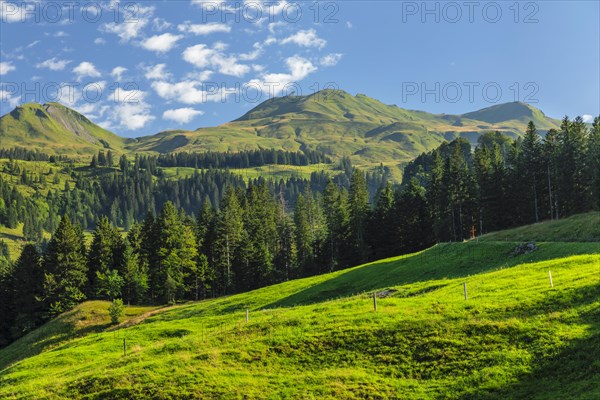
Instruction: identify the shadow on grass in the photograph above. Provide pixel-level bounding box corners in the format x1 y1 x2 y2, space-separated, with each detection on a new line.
471 283 600 399
0 307 111 371
266 241 600 309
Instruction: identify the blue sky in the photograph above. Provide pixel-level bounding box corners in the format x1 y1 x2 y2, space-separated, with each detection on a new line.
1 0 598 137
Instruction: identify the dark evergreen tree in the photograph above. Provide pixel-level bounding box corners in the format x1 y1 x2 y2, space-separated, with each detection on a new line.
42 216 88 316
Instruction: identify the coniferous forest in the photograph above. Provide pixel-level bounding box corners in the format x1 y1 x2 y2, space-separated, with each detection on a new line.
0 116 599 347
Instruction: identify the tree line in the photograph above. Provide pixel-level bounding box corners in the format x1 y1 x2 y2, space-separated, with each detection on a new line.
1 116 597 347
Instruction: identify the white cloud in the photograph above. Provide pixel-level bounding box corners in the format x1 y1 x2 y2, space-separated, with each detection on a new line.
582 114 594 123
36 57 71 71
178 21 231 35
151 80 226 104
320 53 343 67
183 43 250 77
101 5 154 42
281 29 326 49
239 42 263 61
163 107 204 124
0 0 29 22
140 33 183 53
268 21 287 35
54 30 68 37
26 40 40 49
111 87 155 130
250 55 317 93
346 21 353 29
73 61 102 79
94 37 106 45
0 61 15 75
111 66 128 80
153 17 172 31
144 63 172 80
0 89 20 108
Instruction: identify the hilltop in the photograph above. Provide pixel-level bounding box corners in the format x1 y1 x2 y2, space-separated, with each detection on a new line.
1 213 598 399
1 90 561 175
0 103 129 156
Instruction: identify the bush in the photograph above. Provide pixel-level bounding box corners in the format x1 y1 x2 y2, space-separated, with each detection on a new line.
108 299 124 325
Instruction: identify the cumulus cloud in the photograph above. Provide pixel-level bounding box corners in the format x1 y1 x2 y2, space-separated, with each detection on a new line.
0 61 15 75
0 89 20 108
0 0 30 22
36 57 71 71
111 66 128 80
249 55 317 93
73 61 102 79
140 33 183 53
183 43 250 77
151 79 229 104
101 5 154 42
153 17 172 31
144 63 172 80
239 42 263 61
582 114 594 123
111 87 155 130
178 21 231 35
281 29 326 49
94 37 106 45
320 53 343 67
163 107 204 124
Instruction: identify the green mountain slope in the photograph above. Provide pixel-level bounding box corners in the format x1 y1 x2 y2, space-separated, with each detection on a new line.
0 103 128 156
1 214 598 399
1 91 562 175
128 90 561 174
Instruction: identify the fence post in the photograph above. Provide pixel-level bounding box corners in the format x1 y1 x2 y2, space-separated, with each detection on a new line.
246 309 249 323
548 270 554 288
123 338 127 357
463 282 468 300
373 292 377 312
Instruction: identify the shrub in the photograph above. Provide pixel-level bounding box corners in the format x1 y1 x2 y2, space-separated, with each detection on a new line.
108 299 124 325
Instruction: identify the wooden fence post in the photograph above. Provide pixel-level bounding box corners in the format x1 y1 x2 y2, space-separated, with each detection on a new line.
123 338 127 357
246 309 249 323
548 271 554 288
373 292 377 312
463 282 468 300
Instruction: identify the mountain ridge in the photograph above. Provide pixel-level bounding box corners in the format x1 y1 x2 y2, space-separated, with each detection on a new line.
1 90 562 175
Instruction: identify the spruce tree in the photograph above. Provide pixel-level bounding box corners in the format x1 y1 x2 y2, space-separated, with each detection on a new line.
11 244 45 336
42 216 88 316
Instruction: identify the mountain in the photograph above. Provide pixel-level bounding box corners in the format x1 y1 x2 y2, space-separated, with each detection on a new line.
1 91 561 174
0 102 128 156
129 90 561 175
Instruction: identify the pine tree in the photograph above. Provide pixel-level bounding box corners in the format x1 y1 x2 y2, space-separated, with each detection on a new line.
587 117 600 210
519 121 544 223
42 216 88 316
214 187 244 294
348 169 370 264
11 244 45 337
87 217 126 298
152 202 198 303
366 182 397 259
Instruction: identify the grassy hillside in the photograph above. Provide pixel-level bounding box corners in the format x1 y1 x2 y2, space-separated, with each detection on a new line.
0 217 598 399
131 91 561 177
2 92 562 178
479 213 600 243
0 103 128 157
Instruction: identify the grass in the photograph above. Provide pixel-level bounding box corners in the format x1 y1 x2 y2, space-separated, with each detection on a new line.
479 212 600 243
0 214 598 399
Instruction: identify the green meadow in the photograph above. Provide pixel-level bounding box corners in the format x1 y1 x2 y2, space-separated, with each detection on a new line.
0 215 598 399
